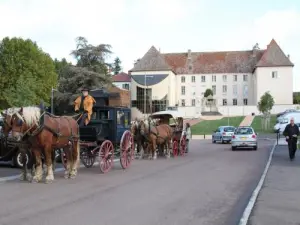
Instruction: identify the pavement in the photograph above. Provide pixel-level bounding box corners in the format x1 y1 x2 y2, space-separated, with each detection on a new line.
248 144 300 225
0 140 273 225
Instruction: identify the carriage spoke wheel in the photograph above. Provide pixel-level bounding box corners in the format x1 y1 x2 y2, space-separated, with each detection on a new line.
120 130 134 169
99 140 114 173
180 136 186 156
80 147 95 168
172 141 179 157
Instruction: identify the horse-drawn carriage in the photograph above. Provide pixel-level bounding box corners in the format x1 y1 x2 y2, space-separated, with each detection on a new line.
1 104 134 183
132 110 187 159
60 105 134 173
149 111 187 157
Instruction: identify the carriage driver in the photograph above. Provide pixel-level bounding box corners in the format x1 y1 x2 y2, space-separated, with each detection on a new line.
74 87 96 126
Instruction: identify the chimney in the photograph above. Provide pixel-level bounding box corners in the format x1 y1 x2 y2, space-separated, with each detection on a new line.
287 54 290 59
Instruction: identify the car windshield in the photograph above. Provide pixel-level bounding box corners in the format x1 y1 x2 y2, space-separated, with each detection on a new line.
224 127 235 132
235 127 253 135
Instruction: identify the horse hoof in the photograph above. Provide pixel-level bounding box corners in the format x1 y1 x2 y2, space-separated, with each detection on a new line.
69 174 76 179
64 174 70 179
32 177 41 183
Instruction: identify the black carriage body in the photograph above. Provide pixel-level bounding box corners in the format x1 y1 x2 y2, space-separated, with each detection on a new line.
79 106 131 145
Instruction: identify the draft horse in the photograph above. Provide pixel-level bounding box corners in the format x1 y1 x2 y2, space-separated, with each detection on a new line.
1 108 57 181
130 119 148 159
139 119 173 159
10 106 80 183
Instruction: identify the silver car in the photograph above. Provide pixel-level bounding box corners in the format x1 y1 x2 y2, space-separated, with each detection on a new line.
212 126 235 144
231 126 257 151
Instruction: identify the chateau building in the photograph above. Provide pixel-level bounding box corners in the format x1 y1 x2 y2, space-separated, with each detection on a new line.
129 39 294 115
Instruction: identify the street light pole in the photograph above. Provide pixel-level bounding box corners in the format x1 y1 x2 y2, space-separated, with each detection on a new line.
51 87 58 114
144 74 146 115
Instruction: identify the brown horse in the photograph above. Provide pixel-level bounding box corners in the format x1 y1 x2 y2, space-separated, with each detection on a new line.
10 106 80 183
1 107 20 136
130 119 148 159
139 119 173 159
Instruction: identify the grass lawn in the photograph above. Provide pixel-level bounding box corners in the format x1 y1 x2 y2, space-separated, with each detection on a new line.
250 115 277 133
191 116 245 135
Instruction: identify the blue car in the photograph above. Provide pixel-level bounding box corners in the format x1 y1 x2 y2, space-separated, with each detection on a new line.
212 126 236 144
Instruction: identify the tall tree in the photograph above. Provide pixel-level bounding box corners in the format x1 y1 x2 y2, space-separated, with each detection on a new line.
70 36 112 75
204 88 213 98
54 58 72 78
113 57 122 75
0 37 57 109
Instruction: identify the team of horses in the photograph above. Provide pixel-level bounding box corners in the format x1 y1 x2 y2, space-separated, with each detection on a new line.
130 118 174 160
0 106 174 184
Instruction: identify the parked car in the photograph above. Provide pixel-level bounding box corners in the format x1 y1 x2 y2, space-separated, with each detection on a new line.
274 112 300 133
276 109 298 118
231 126 257 151
212 126 235 144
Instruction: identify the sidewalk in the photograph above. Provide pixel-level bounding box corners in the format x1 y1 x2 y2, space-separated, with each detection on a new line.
239 115 255 126
249 145 300 225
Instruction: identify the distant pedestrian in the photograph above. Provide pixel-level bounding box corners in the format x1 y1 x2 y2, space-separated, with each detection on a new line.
182 123 192 153
283 117 299 161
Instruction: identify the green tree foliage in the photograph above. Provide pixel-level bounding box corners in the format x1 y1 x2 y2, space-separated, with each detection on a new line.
204 88 214 98
257 91 274 130
113 57 122 75
257 91 274 114
0 37 57 109
54 58 72 79
70 36 112 75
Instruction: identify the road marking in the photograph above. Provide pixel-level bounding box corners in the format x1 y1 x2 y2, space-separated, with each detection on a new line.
0 159 121 183
238 141 277 225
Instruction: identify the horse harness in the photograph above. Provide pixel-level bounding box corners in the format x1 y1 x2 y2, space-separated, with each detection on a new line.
15 112 79 144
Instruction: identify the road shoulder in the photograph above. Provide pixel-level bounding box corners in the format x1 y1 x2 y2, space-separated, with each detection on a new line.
249 145 300 225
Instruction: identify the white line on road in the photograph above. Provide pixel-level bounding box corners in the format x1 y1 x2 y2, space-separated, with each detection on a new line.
238 141 277 225
0 159 121 183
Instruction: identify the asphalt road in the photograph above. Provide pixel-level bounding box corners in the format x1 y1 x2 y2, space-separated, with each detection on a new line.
0 140 273 225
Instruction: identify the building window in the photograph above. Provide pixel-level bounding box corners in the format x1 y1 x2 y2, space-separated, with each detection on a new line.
181 86 185 95
188 65 193 71
223 75 227 82
223 99 227 106
272 71 278 78
233 99 237 105
222 85 227 93
191 76 195 82
181 99 185 107
233 75 237 82
122 83 129 90
233 85 237 95
212 85 216 95
201 75 206 82
243 85 248 97
212 75 216 82
181 76 185 83
243 74 248 82
243 98 248 105
191 99 195 106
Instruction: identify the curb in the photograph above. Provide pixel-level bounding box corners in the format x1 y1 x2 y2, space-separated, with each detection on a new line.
238 141 277 225
0 159 121 183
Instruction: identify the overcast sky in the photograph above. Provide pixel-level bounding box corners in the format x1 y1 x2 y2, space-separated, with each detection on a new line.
1 0 299 91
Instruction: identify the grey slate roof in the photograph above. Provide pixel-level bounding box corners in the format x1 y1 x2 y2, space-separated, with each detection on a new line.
256 39 294 67
130 46 171 72
131 74 168 86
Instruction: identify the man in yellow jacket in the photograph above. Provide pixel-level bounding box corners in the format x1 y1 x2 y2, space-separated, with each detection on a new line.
74 87 96 126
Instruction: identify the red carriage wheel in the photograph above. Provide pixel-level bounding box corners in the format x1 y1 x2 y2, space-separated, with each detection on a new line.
99 140 114 173
120 130 134 169
173 140 179 157
180 136 186 156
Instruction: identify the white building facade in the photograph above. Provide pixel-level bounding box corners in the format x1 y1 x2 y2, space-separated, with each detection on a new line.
129 39 294 118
